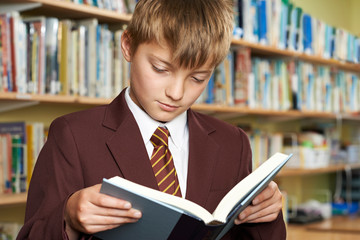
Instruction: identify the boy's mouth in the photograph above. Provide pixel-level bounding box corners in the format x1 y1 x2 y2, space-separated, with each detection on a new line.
158 101 179 112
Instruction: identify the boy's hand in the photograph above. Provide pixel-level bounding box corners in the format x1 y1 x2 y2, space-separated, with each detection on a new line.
64 184 142 239
234 181 282 225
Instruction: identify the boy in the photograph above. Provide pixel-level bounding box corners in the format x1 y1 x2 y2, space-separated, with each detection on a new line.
17 0 286 239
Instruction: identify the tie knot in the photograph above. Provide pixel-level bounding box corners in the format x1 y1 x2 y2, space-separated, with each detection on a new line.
151 127 169 147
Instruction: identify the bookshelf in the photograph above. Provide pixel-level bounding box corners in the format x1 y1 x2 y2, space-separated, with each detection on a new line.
0 0 131 23
0 0 360 237
0 193 27 206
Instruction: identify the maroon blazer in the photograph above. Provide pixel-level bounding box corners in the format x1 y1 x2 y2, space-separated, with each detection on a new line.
17 89 286 240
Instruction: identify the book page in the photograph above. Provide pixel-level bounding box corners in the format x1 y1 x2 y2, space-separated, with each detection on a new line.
212 152 290 223
106 176 216 224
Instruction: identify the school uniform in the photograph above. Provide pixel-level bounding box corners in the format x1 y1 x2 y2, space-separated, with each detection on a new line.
17 88 286 240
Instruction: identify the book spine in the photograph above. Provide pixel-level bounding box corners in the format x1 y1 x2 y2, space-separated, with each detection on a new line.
257 0 268 45
0 14 10 92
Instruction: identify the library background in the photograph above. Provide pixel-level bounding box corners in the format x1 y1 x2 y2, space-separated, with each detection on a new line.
0 0 360 239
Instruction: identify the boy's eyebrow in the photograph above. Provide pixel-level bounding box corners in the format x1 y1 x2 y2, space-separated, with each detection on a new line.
191 69 214 74
149 54 173 67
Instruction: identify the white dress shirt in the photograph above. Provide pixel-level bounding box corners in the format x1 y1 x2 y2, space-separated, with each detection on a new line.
124 87 189 196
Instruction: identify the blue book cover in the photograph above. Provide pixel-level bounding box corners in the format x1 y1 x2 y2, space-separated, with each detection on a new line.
324 24 333 59
257 0 267 45
302 14 312 54
251 0 259 43
279 1 288 49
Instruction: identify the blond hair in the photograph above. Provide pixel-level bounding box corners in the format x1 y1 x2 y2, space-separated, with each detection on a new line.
126 0 234 68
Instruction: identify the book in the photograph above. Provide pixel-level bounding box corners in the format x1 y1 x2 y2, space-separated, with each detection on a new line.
77 18 98 97
95 152 292 240
44 17 59 94
0 134 12 194
0 122 26 192
23 16 46 94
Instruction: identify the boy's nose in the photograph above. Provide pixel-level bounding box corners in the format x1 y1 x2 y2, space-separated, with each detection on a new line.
165 79 184 101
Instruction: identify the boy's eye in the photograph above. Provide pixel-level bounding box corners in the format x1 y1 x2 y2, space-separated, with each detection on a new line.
192 76 205 83
152 65 166 73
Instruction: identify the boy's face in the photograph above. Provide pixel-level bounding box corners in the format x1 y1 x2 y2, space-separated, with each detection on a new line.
122 37 214 123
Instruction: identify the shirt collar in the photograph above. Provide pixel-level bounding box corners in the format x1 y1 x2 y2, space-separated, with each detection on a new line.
125 87 187 149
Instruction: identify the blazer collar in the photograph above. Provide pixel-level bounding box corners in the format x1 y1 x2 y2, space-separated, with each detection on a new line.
103 89 159 189
103 89 220 207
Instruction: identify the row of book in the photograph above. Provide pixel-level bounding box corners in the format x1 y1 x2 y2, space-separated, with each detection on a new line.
0 12 130 98
60 0 137 13
197 48 360 114
0 122 45 194
244 125 360 170
1 12 359 114
233 0 360 63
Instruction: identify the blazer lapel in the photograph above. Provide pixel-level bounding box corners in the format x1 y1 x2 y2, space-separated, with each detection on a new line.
103 90 159 190
103 90 220 203
185 110 219 207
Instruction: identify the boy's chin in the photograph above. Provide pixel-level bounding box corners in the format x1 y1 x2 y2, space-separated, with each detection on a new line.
149 113 178 123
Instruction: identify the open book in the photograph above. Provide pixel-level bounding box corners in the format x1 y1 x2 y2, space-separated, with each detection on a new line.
95 152 292 240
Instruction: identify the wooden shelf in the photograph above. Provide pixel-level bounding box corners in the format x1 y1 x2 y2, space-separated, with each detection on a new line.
0 0 131 23
1 92 360 121
0 92 110 105
278 163 360 177
191 103 360 121
231 39 360 72
0 193 27 206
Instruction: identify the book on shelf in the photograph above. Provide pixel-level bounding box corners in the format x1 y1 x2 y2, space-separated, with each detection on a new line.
257 0 268 45
0 133 12 194
95 152 292 240
77 18 98 97
23 16 46 94
44 17 60 95
0 122 44 194
0 8 131 98
233 47 251 106
0 122 27 194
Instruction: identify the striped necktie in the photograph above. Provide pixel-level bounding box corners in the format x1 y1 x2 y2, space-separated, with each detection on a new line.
150 127 182 197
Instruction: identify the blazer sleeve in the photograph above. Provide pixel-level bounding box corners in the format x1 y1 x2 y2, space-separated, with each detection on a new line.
223 127 287 240
17 117 87 240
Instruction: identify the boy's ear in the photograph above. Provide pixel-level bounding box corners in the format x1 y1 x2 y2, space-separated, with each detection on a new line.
121 30 132 62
